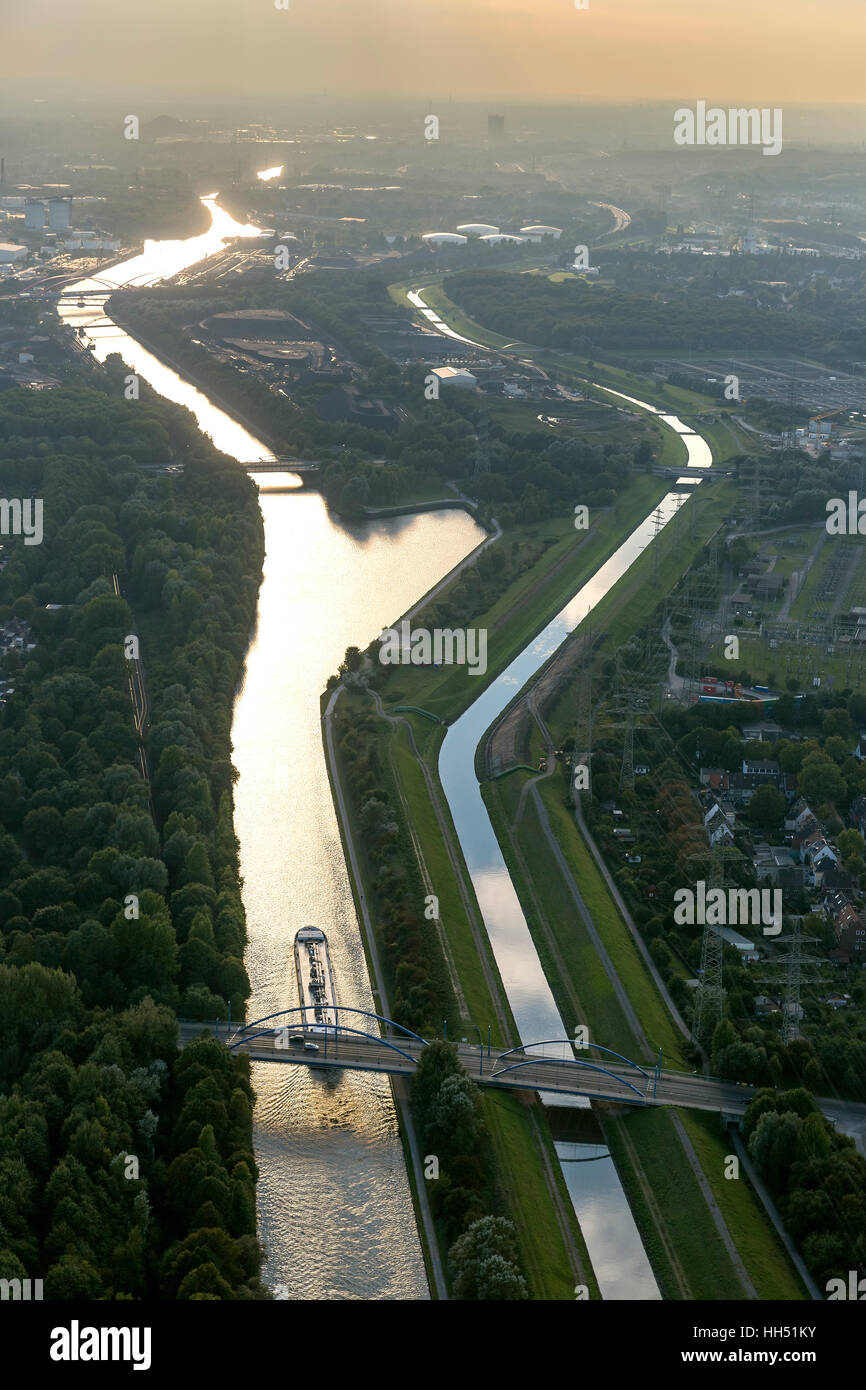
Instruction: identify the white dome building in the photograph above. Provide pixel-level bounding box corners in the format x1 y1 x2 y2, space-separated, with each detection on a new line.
479 233 525 245
422 232 469 247
456 223 500 237
520 225 563 241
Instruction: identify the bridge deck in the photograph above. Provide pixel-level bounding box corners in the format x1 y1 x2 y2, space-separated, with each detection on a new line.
176 1021 759 1114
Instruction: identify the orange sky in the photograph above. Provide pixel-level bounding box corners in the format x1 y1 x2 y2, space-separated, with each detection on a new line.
8 0 866 104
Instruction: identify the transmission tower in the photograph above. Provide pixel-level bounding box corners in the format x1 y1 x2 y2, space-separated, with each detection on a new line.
474 402 490 475
575 626 594 763
756 918 830 1046
749 455 762 533
691 847 742 1045
619 694 635 793
650 505 665 580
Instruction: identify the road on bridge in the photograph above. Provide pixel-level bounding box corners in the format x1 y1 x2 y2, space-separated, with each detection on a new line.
177 1020 776 1116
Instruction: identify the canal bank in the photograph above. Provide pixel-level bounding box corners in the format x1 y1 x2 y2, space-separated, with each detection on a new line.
57 192 490 1299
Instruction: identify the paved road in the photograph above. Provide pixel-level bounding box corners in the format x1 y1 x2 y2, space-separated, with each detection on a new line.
177 1019 786 1114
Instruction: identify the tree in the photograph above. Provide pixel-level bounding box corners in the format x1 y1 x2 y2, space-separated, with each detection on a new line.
448 1216 528 1301
748 784 785 827
823 708 853 740
798 753 845 807
340 646 364 675
428 1073 480 1157
749 1110 804 1190
837 828 864 862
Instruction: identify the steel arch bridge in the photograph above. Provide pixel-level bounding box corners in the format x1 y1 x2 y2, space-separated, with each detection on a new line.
176 1015 665 1106
53 271 161 302
228 1005 430 1067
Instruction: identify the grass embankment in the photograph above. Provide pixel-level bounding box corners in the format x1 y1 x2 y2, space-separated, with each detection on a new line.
482 773 644 1057
603 1108 807 1300
389 276 805 1299
676 1110 808 1301
330 690 594 1299
379 478 671 724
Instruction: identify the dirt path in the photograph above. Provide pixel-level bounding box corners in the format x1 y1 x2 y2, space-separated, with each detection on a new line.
670 1113 758 1299
529 781 650 1059
606 1111 692 1300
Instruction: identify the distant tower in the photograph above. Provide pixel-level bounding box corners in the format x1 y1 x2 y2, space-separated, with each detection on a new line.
619 696 635 794
487 114 505 143
693 852 731 1045
474 403 490 475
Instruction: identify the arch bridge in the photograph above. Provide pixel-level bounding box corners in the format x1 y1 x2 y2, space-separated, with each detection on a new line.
175 1014 759 1113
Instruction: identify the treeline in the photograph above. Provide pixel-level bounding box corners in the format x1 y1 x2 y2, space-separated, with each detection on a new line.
329 685 457 1037
731 450 866 528
744 1087 866 1289
109 286 477 513
411 1042 528 1299
110 276 660 528
443 269 831 356
0 367 267 1298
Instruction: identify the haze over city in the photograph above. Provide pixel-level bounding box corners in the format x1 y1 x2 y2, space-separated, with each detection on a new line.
6 0 866 104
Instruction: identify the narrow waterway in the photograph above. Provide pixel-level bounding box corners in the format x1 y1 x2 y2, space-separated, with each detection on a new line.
58 201 485 1298
407 288 713 1299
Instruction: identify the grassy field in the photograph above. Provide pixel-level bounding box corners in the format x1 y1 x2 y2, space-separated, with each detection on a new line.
482 1089 601 1300
676 1110 808 1300
378 477 670 722
483 773 646 1058
329 691 594 1299
602 1108 762 1300
389 725 510 1039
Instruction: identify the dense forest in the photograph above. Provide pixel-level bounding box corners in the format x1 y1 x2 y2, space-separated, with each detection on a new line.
744 1087 866 1288
443 269 844 359
0 365 268 1298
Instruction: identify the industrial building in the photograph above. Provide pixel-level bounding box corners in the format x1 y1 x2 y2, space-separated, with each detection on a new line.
22 196 72 231
479 233 525 245
48 199 71 230
456 223 500 237
422 232 468 247
24 200 46 229
0 242 27 264
430 366 477 390
520 224 563 241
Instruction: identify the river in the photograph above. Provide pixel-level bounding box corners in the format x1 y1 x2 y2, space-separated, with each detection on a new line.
58 199 485 1299
56 198 706 1303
